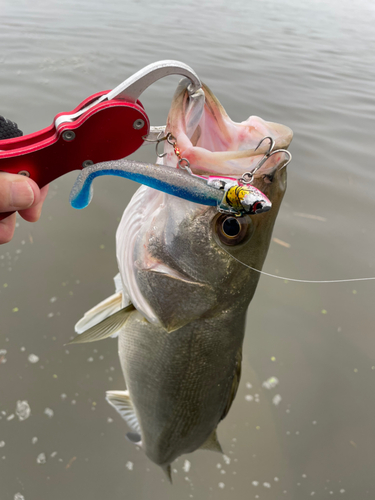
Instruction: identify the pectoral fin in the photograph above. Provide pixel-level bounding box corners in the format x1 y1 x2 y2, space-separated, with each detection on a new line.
106 390 141 435
67 304 135 344
75 291 124 334
199 429 223 453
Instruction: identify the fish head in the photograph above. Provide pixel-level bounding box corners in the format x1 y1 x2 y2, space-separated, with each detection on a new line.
117 80 292 332
117 160 288 332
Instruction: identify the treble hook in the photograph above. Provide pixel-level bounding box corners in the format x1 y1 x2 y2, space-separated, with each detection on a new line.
239 137 291 184
268 149 292 170
166 133 177 146
154 132 177 159
239 136 275 184
254 136 275 155
142 133 168 158
156 140 167 158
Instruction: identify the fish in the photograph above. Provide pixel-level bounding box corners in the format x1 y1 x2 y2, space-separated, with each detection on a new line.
71 79 293 480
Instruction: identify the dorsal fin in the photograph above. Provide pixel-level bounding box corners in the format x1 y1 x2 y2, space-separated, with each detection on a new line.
199 429 223 453
106 390 141 435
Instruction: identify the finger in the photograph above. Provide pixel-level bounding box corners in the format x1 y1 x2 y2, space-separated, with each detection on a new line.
0 212 16 244
19 184 49 222
0 172 38 212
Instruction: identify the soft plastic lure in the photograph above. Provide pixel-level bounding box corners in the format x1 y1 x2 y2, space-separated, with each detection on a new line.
69 159 272 216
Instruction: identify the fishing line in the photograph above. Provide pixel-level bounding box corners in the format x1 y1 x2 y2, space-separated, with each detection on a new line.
218 242 375 284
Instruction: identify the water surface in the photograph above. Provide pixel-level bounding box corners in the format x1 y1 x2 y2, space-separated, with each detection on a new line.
1 0 375 498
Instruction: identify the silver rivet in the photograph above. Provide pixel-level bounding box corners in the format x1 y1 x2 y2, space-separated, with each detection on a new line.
18 170 30 177
133 119 145 130
62 130 76 141
82 160 94 169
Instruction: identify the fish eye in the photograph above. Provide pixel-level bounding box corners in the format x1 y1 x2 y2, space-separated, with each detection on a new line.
215 214 252 246
222 217 241 237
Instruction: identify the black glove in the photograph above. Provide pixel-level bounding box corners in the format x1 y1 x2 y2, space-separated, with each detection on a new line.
0 115 23 140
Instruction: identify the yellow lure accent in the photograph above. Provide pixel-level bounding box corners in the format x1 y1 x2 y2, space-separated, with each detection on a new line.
225 185 251 210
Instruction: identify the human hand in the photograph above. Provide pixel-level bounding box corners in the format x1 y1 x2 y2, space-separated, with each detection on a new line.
0 172 49 244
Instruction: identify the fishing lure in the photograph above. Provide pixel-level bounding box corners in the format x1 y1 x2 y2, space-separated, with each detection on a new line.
69 141 277 216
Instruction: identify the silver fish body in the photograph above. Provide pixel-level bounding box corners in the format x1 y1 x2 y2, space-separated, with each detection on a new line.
114 160 287 469
74 80 293 476
117 309 244 466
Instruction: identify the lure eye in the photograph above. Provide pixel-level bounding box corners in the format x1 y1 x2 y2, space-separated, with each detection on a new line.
215 214 252 246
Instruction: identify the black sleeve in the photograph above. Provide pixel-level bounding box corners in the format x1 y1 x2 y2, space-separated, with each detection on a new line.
0 116 23 140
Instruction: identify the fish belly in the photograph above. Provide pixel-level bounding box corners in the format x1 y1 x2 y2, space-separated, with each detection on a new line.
118 309 245 466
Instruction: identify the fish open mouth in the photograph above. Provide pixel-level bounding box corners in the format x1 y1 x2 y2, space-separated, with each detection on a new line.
162 80 293 178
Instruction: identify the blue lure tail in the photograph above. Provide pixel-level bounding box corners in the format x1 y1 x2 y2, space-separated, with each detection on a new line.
69 160 223 210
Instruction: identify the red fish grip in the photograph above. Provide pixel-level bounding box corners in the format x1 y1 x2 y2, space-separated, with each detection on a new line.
0 91 150 220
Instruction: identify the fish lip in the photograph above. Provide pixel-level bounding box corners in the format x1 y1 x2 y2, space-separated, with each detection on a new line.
247 116 273 137
248 116 293 150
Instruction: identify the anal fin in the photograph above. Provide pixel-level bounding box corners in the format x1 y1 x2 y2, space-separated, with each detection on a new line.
199 429 223 453
161 464 172 484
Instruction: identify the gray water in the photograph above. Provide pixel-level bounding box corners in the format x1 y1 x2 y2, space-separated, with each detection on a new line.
1 0 375 498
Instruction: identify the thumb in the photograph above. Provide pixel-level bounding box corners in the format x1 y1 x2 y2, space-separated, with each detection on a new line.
0 172 37 212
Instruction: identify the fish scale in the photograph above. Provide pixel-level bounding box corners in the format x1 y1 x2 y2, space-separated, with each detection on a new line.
118 309 243 466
